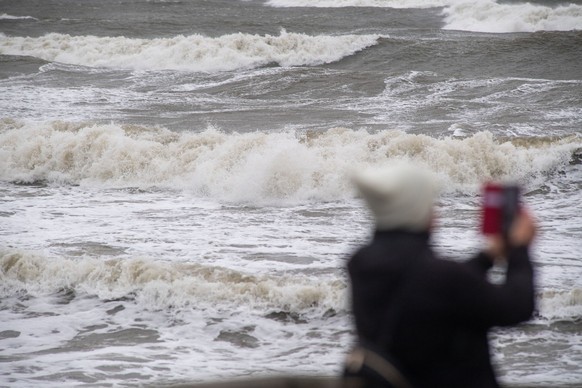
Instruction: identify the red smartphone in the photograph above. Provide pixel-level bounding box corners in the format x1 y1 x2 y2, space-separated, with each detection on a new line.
481 183 520 235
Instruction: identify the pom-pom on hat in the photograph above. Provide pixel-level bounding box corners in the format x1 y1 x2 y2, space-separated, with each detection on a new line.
353 163 437 232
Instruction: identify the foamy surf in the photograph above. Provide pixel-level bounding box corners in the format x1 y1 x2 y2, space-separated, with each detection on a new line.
1 248 580 322
539 289 582 321
0 31 380 72
1 120 579 202
442 0 582 33
0 249 347 314
266 0 454 8
0 14 38 20
265 0 582 33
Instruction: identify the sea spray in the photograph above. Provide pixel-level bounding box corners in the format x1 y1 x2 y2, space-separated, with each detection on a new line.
1 120 579 202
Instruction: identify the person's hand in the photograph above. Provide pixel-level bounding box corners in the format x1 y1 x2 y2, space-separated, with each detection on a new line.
486 209 537 261
508 209 537 247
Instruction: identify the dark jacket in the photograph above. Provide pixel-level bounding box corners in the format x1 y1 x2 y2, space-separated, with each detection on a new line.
347 230 535 388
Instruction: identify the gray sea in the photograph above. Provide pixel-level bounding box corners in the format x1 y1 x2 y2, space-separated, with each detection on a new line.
1 0 582 387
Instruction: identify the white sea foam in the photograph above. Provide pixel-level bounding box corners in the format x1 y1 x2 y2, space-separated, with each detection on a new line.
443 0 582 33
265 0 582 33
266 0 454 8
1 120 579 202
0 248 352 386
539 289 582 321
0 13 38 20
2 248 580 323
0 249 347 314
0 31 380 72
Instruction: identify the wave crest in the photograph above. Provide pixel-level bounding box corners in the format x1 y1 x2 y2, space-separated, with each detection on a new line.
0 249 346 314
2 249 580 322
443 1 582 33
266 0 451 8
0 13 38 20
0 31 380 72
1 120 579 202
538 289 582 321
265 0 582 33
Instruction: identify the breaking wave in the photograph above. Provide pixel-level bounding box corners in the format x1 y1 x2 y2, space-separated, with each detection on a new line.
265 0 582 33
442 0 582 33
1 120 579 202
0 249 346 314
538 289 582 321
266 0 451 8
0 13 38 20
1 249 580 321
0 31 380 72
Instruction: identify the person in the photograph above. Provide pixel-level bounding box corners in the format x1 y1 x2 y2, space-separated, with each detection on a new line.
343 163 536 388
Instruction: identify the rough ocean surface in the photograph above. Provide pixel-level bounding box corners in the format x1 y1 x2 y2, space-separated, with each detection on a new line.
1 1 581 387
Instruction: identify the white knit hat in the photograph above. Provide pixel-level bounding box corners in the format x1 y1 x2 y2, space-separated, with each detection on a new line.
353 163 437 232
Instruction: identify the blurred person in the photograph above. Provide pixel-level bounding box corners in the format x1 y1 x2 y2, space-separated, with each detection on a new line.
343 163 536 388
